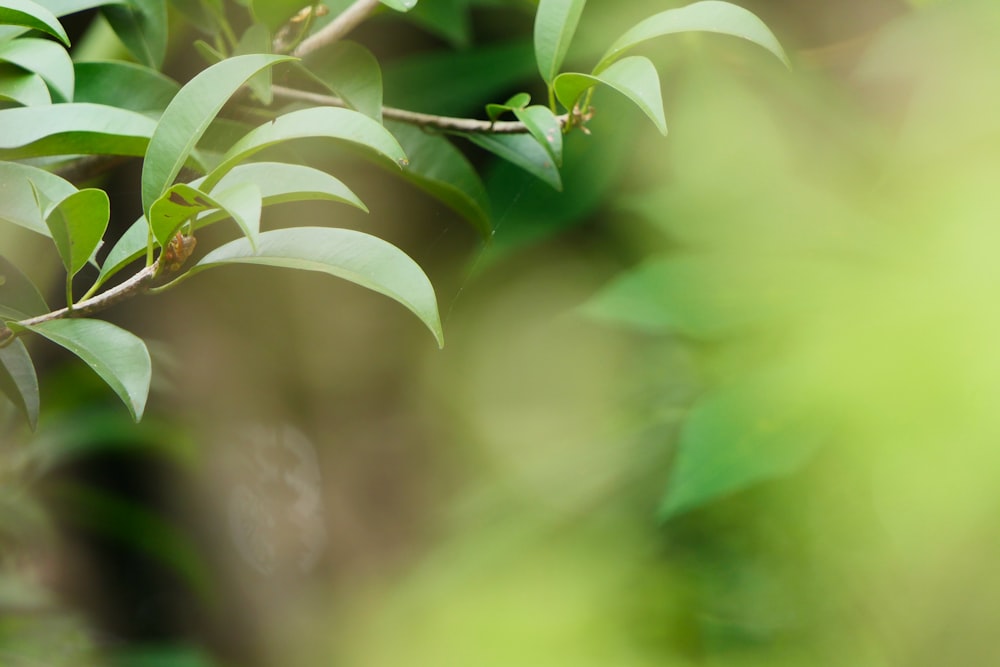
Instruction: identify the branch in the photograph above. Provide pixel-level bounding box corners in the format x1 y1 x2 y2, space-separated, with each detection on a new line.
292 0 381 58
270 85 572 134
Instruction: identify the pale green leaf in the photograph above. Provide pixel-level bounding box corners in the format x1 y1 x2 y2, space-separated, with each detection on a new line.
95 218 146 287
234 23 272 105
141 54 295 216
186 227 443 346
0 37 73 101
0 161 76 235
595 0 789 73
205 181 261 249
23 318 151 421
302 41 382 121
0 338 38 430
380 0 417 12
148 182 260 249
534 0 587 83
45 188 109 276
0 0 69 45
0 102 157 160
247 0 303 29
555 56 666 135
0 68 50 105
464 132 562 191
101 0 167 68
0 254 48 320
513 104 563 166
73 60 179 113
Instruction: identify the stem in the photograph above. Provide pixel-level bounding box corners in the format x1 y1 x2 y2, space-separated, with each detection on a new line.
64 274 73 310
270 86 570 134
292 0 380 59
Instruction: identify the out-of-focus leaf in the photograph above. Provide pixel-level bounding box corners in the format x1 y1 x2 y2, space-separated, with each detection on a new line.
73 60 179 112
302 41 382 121
0 102 157 160
464 132 562 191
0 255 49 320
0 37 73 100
513 104 563 165
44 188 109 276
199 106 406 192
555 56 666 135
387 120 491 237
185 227 444 346
408 0 471 48
27 0 126 16
101 0 167 68
0 68 50 105
141 54 294 216
234 23 272 104
380 0 417 12
0 161 76 235
0 338 38 429
22 318 151 421
534 0 587 83
0 0 70 45
248 0 303 30
595 0 789 73
168 0 221 33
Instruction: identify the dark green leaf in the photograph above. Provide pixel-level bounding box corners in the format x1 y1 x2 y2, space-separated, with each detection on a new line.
23 318 151 421
513 104 563 165
0 0 70 45
101 0 167 68
0 37 73 101
534 0 587 83
185 227 444 346
595 0 789 73
464 131 562 191
0 160 76 235
0 254 48 320
141 54 294 216
0 68 50 105
555 56 666 135
302 41 382 121
485 91 530 122
0 102 157 160
45 188 109 276
0 338 38 429
407 0 470 48
73 60 179 112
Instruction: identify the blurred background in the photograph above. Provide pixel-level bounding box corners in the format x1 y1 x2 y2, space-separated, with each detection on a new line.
5 0 1000 665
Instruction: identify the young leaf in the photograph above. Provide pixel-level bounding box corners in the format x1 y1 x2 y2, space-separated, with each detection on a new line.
184 227 444 347
22 318 152 421
73 60 179 113
513 104 563 166
149 182 260 249
485 92 530 122
0 161 76 235
0 69 50 106
101 0 168 69
0 338 39 430
45 188 110 276
533 0 587 84
463 132 562 191
380 0 418 12
0 103 157 160
141 54 295 216
595 0 789 74
199 106 407 193
0 0 70 46
0 254 48 320
302 41 383 122
554 56 667 136
0 37 74 101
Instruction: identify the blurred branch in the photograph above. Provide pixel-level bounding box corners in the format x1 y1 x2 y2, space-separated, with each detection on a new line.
291 0 380 58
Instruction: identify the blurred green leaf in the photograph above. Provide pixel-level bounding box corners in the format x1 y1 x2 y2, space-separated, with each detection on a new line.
595 0 789 73
0 161 76 235
555 56 666 135
381 0 418 12
101 0 167 68
73 60 179 112
44 188 109 276
234 23 273 104
248 0 303 30
0 338 38 429
534 0 587 84
464 131 562 191
0 255 49 319
186 227 444 346
0 68 49 105
0 102 157 160
141 54 294 216
514 104 563 165
408 0 470 48
302 40 382 121
0 0 69 45
23 318 151 421
0 37 73 101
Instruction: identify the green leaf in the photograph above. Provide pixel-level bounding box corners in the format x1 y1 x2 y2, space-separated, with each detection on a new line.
0 0 70 45
149 181 261 249
44 188 109 276
407 0 470 48
595 0 789 74
386 120 491 238
0 102 157 160
0 68 50 105
248 0 305 30
513 104 563 166
234 23 272 104
101 0 167 68
141 54 295 216
463 132 562 191
302 41 382 122
22 318 151 421
169 0 221 34
0 338 39 430
0 254 48 320
0 161 76 235
380 0 417 13
485 91 530 122
73 60 179 113
0 37 73 101
186 227 443 346
554 56 666 135
533 0 587 83
199 106 407 193
95 217 146 287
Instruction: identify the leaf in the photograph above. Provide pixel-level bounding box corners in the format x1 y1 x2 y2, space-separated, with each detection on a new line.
407 0 470 48
95 218 147 288
0 161 76 235
380 0 417 12
0 338 39 430
595 0 789 74
186 227 444 347
386 120 491 238
0 68 50 105
485 91 530 122
199 106 407 193
533 0 587 83
73 60 179 113
513 104 563 166
149 181 261 249
141 54 295 217
22 318 151 421
234 23 273 104
554 56 666 135
248 0 305 30
0 254 48 320
302 41 382 122
169 0 221 34
0 102 157 160
0 37 73 101
101 0 167 69
45 188 109 276
0 0 70 45
463 132 562 191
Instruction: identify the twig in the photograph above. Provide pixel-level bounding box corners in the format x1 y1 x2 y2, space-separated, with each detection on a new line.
270 85 571 134
292 0 381 58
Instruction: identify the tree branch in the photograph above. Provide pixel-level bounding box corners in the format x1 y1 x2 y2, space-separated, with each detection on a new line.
292 0 381 58
270 85 571 134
